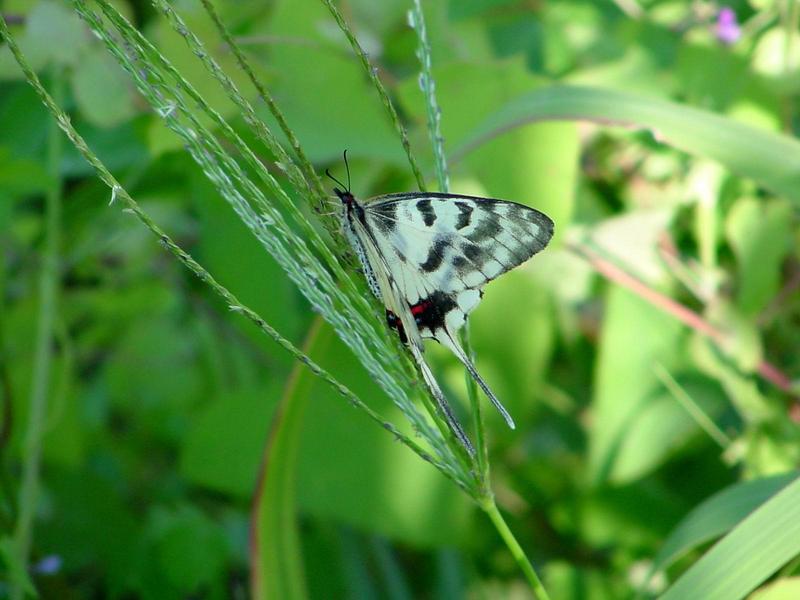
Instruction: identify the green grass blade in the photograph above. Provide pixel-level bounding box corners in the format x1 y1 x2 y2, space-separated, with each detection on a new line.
456 85 800 203
652 472 799 575
660 474 800 600
251 322 324 600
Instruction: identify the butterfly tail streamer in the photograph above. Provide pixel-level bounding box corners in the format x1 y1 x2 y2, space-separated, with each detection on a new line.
439 330 516 430
409 342 476 456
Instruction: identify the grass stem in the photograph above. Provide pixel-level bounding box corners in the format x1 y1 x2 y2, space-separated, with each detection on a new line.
321 0 427 191
10 66 64 600
480 497 551 600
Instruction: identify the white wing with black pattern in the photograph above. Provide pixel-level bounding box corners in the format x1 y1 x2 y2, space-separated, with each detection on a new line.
336 187 554 454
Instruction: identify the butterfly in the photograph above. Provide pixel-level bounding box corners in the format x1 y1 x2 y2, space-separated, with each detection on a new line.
328 157 554 454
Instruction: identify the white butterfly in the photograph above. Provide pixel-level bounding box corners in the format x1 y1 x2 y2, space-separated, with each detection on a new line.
329 165 554 454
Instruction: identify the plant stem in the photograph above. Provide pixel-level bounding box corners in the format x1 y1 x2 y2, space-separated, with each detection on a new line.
11 67 64 600
571 241 798 400
321 0 427 191
197 0 327 202
409 0 486 472
409 0 448 193
480 497 551 600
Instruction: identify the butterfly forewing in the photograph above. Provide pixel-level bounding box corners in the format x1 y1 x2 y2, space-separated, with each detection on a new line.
364 193 554 331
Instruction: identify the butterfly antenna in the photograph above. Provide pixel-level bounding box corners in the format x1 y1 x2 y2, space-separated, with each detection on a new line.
342 149 351 192
324 167 347 191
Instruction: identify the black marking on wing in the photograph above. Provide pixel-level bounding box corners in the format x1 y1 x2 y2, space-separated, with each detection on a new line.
416 198 436 227
462 243 482 262
363 192 554 292
455 202 473 230
411 291 457 333
452 255 468 269
420 239 448 273
369 201 398 235
385 309 408 344
466 212 502 244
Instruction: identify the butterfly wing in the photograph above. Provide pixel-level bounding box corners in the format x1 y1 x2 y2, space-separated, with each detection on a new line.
365 192 553 328
364 192 554 428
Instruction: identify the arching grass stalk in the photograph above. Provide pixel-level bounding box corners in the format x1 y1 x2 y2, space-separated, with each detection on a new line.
407 0 488 476
195 0 329 206
71 0 476 484
0 15 462 494
152 0 336 242
481 498 552 600
408 1 547 594
146 4 466 459
321 0 427 191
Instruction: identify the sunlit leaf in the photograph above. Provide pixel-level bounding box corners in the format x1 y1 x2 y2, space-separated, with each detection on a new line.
652 472 798 574
458 85 800 203
661 474 800 600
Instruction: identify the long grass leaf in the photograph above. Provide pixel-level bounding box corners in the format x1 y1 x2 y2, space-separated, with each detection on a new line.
456 85 800 204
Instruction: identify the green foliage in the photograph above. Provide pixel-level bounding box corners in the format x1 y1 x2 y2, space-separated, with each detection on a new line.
2 0 800 599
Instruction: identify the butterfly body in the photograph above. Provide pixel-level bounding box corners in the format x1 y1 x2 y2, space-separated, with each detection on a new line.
334 186 554 453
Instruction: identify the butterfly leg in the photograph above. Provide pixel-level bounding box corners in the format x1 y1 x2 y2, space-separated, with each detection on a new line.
385 310 408 344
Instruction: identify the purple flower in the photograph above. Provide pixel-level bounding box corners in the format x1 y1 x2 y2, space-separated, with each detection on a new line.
33 555 62 575
716 7 741 45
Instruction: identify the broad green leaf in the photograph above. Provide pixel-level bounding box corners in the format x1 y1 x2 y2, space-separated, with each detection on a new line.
151 505 229 595
180 388 278 498
752 27 800 78
704 300 763 373
588 208 675 286
725 197 793 317
0 0 87 76
751 577 800 600
652 472 799 574
251 321 323 600
0 148 51 195
661 474 800 600
457 85 800 204
260 0 408 164
189 170 309 351
545 561 626 600
26 1 86 66
0 83 49 158
467 270 554 430
447 0 520 21
689 335 773 426
39 471 140 592
399 59 578 229
589 286 684 484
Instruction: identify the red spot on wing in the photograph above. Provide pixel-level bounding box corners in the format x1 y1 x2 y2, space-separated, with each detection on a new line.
411 301 431 316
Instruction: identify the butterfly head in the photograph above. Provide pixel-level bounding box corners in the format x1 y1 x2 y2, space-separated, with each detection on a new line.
332 186 354 204
326 150 361 216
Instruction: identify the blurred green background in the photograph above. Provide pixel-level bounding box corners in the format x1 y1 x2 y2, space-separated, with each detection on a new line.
2 0 800 598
